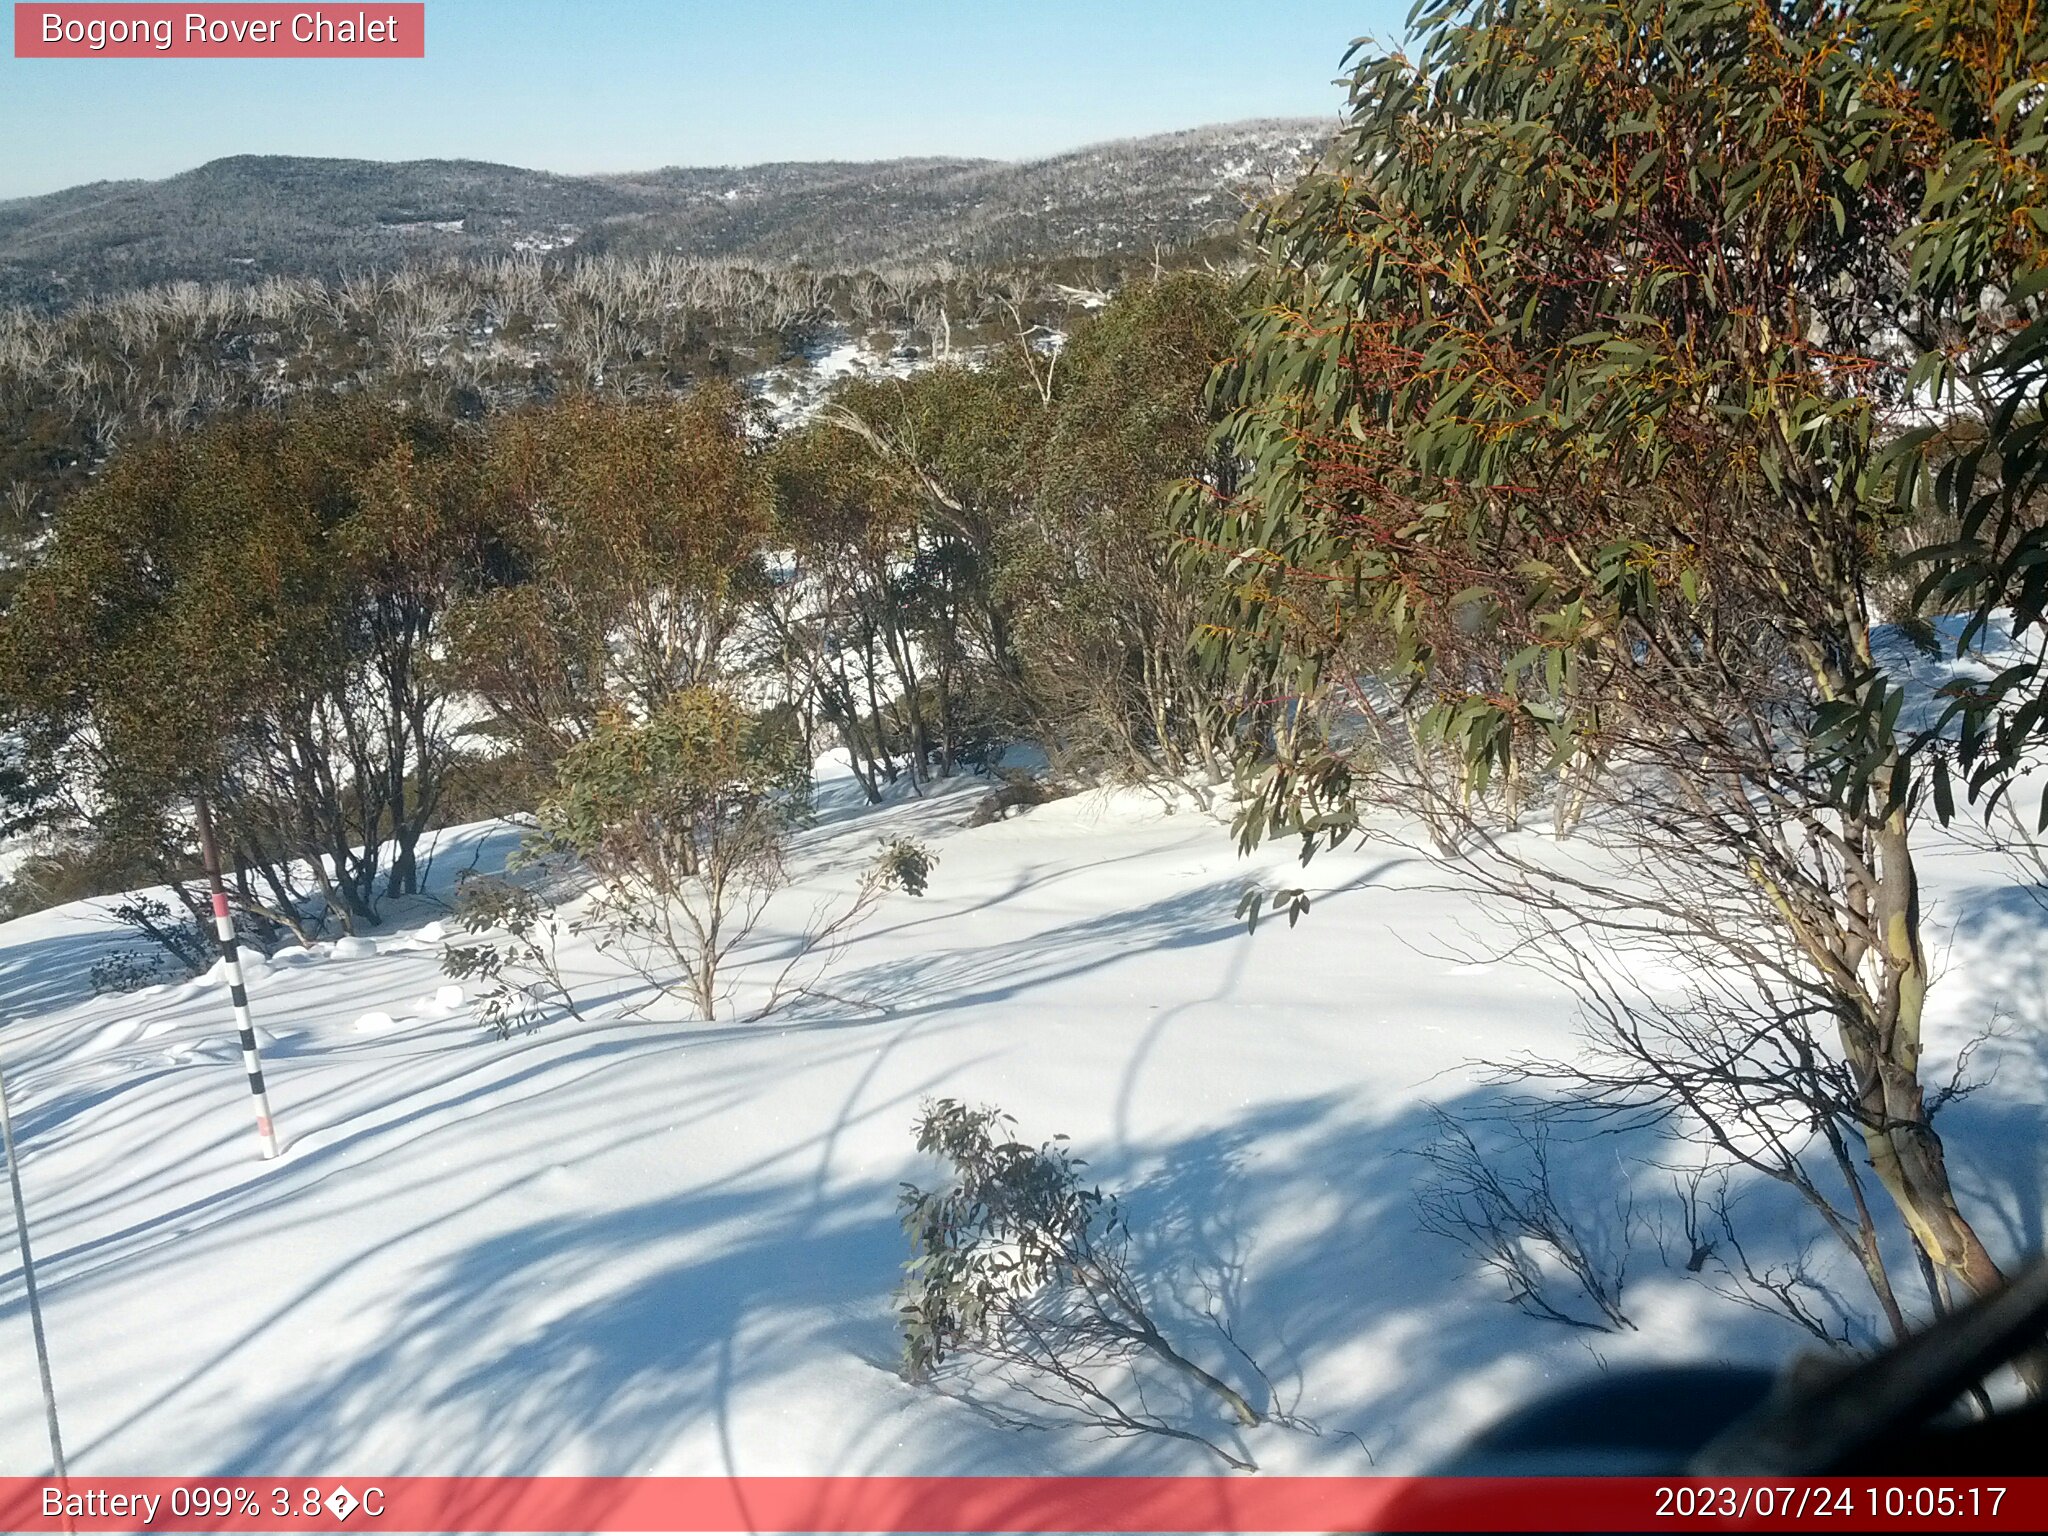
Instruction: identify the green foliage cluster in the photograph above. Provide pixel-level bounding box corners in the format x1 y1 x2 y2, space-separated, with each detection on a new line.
897 1098 1266 1468
0 395 490 931
1875 0 2048 814
1179 0 2048 1312
528 688 809 1019
0 374 788 940
873 836 937 898
1184 0 2047 831
534 688 809 885
447 382 773 766
899 1099 1121 1382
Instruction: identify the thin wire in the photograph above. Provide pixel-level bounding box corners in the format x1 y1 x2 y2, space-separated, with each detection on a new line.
0 1047 68 1481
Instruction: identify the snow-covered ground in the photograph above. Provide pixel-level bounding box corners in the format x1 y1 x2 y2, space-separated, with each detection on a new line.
0 760 2042 1477
754 329 925 428
751 321 1058 427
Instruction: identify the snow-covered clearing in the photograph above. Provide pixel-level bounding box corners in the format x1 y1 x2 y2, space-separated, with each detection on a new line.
1 761 2042 1477
755 329 923 428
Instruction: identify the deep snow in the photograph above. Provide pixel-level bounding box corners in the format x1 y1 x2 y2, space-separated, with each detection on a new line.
1 760 2043 1478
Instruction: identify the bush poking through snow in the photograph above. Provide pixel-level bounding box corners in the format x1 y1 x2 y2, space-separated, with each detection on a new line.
897 1098 1267 1471
86 894 212 993
89 891 292 994
442 874 581 1039
89 947 181 995
875 837 936 897
750 837 936 1019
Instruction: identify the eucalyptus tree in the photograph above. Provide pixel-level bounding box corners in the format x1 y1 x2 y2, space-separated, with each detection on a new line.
444 383 774 770
1864 1 2048 823
1183 0 2034 1309
1010 273 1243 782
1 397 489 933
803 277 1246 786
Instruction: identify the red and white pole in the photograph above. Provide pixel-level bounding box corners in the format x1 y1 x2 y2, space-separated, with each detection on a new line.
193 792 280 1160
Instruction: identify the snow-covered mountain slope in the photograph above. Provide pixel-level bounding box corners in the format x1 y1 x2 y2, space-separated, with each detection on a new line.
0 121 1328 308
0 761 2041 1476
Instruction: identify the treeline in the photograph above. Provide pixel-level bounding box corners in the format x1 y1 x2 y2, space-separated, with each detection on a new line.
0 247 1218 565
0 273 1245 937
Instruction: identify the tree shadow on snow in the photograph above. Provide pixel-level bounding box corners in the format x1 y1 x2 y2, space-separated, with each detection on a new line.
11 833 2036 1484
23 1084 1884 1482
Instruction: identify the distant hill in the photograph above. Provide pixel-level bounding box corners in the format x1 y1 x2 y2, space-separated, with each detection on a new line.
0 120 1331 307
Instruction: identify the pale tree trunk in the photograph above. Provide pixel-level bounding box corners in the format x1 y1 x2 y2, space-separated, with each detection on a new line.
1775 599 2015 1316
1845 800 2008 1299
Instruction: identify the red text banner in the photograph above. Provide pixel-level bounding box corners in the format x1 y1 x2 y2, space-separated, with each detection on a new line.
1 1477 2045 1532
14 5 424 58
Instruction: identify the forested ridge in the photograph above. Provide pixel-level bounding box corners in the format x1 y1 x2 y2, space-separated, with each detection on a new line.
0 119 1325 307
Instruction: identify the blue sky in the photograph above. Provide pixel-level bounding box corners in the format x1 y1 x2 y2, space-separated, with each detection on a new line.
0 1 1410 200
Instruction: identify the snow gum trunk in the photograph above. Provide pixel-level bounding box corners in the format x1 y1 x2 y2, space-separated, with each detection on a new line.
1848 799 2006 1300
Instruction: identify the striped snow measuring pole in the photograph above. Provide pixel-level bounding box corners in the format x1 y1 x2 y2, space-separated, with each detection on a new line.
193 793 280 1160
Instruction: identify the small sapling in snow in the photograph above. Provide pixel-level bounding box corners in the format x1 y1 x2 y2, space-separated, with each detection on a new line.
442 873 581 1038
897 1098 1268 1470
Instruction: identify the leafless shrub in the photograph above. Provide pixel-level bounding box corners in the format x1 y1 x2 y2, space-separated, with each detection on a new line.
1942 778 2048 915
1461 884 1990 1348
1412 1106 1638 1333
1664 1169 1862 1348
748 837 935 1019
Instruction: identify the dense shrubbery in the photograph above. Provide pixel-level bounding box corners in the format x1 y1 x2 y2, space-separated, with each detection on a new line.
774 272 1242 792
0 270 1243 947
0 397 490 937
446 382 774 770
0 270 1232 935
0 250 1190 570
